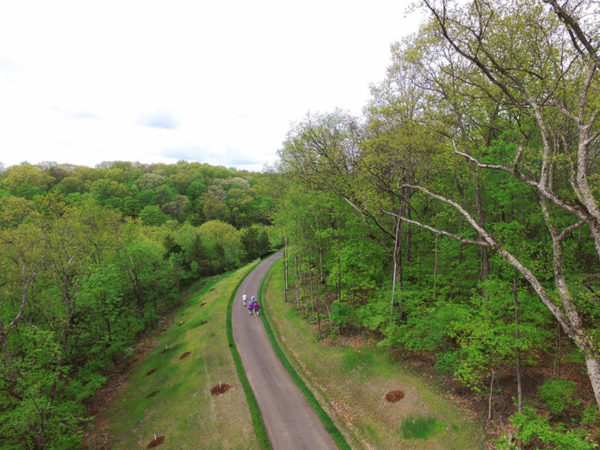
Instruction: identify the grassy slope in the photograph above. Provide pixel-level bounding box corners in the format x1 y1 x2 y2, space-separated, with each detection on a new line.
102 264 260 449
263 259 488 450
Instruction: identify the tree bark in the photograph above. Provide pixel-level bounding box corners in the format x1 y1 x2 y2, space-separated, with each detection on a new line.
433 235 438 291
488 369 495 420
391 203 403 307
513 271 522 413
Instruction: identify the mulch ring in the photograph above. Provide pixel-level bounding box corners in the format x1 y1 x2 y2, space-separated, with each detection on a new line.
146 368 157 376
147 435 165 448
180 351 191 359
385 390 405 403
211 383 231 395
146 390 160 399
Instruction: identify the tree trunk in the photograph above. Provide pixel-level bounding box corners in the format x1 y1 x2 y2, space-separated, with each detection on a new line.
554 322 561 377
433 235 438 292
586 358 600 411
488 369 495 420
337 231 342 301
391 206 403 306
404 188 412 264
513 271 522 413
294 254 300 307
308 251 314 299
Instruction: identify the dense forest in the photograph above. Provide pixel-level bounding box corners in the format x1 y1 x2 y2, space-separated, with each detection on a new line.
2 0 600 448
275 0 600 447
0 160 277 447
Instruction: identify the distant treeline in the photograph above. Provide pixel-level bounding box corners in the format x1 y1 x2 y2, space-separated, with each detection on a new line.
0 160 279 447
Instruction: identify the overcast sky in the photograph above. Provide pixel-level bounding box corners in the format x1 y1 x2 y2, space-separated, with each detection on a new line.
0 1 423 172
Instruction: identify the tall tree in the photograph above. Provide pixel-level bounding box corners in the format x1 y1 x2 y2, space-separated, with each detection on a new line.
399 0 600 409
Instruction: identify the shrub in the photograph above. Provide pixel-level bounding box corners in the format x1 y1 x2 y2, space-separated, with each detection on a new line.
538 378 580 416
496 407 595 450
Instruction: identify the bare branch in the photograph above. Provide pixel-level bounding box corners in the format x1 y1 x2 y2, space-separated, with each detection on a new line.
557 220 585 242
512 143 524 174
543 0 600 64
384 210 490 246
452 141 586 219
400 183 495 246
453 140 509 171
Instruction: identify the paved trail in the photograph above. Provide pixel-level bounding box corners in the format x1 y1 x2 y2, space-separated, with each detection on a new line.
232 253 338 450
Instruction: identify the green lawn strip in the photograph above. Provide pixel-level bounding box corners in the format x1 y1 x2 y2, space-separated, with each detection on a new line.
258 260 351 450
263 259 487 449
226 261 272 450
103 265 261 449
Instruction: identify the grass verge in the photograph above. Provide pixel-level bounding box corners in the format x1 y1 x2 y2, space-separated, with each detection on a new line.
99 264 262 449
257 260 351 450
226 262 271 450
262 259 487 450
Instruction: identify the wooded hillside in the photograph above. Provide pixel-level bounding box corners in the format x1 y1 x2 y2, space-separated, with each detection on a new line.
276 0 600 447
0 160 277 447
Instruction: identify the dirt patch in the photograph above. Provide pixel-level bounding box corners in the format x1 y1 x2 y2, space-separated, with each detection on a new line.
146 368 157 376
211 383 231 395
146 390 160 398
180 351 191 359
147 435 165 448
385 390 405 403
83 326 165 448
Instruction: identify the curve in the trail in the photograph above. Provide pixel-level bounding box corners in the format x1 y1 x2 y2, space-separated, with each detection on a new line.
232 253 338 450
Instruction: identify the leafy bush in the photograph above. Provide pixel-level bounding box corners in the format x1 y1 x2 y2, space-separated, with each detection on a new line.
434 351 459 375
580 403 600 427
539 378 580 416
329 300 357 333
496 407 595 450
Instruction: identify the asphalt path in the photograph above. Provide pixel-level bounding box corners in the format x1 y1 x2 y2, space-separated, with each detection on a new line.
232 253 338 450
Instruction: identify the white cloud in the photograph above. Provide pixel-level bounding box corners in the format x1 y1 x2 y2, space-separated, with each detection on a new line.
0 0 423 171
138 110 180 130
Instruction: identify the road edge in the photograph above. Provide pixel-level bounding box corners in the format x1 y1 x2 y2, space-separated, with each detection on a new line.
226 261 272 450
258 258 351 450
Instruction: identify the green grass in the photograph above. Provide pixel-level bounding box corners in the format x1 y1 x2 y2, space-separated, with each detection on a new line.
262 258 487 450
257 261 351 450
340 350 375 375
399 415 447 439
100 265 263 449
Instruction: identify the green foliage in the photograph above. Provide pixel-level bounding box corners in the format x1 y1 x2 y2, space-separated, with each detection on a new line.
139 204 168 226
329 300 357 333
581 403 600 427
539 378 580 416
273 0 600 436
0 161 278 448
497 407 596 450
241 224 271 260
